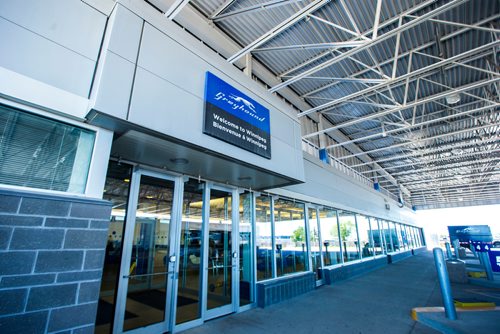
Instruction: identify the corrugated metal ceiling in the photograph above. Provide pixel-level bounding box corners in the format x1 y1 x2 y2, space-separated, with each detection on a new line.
160 0 500 210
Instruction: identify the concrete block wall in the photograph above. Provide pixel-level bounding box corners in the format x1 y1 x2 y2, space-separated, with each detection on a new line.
257 272 315 307
0 189 111 334
387 250 414 264
321 256 388 284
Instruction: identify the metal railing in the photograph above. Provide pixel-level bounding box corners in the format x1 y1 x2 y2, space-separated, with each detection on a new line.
302 139 403 205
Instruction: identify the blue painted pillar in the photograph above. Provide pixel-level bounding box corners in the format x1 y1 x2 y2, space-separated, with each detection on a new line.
433 248 457 320
319 148 329 164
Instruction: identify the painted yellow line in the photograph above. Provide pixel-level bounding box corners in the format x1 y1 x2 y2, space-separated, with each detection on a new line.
454 300 496 308
412 305 500 318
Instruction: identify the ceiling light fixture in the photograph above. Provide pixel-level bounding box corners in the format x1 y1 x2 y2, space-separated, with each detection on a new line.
445 93 460 105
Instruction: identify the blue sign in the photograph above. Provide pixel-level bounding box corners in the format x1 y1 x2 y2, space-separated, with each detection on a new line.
448 225 492 243
203 72 271 159
470 241 493 252
489 247 500 273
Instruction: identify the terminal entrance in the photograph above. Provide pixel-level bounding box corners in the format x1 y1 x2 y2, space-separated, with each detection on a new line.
97 162 251 334
113 170 181 334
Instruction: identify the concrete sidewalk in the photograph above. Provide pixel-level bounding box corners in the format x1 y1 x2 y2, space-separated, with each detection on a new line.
181 252 446 334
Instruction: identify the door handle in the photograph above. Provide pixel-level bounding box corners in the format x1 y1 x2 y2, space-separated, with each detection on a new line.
123 271 174 279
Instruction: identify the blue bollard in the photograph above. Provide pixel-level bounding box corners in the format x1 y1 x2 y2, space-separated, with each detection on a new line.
445 242 453 259
433 247 457 320
478 251 494 281
452 239 460 259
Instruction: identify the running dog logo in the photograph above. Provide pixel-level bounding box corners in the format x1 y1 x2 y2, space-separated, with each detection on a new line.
229 94 256 112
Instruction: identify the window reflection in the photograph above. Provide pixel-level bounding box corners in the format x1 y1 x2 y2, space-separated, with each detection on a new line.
274 198 307 277
256 195 272 281
176 179 203 324
338 211 360 262
356 215 373 258
95 161 131 334
239 192 253 305
318 208 341 266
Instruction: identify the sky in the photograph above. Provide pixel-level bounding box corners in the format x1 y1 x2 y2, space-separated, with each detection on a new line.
416 204 500 248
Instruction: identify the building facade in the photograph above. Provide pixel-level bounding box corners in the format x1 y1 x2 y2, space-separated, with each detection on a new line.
0 1 424 333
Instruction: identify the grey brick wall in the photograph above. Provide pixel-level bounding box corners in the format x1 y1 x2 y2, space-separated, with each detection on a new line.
0 189 111 334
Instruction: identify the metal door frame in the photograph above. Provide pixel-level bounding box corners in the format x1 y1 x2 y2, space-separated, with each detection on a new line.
113 167 183 334
305 204 324 285
202 182 240 321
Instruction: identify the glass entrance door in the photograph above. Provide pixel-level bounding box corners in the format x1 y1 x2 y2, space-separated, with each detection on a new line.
113 170 182 334
203 185 239 320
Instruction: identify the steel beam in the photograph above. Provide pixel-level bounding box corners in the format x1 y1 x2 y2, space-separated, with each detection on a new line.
212 0 304 21
165 0 191 20
303 75 500 139
299 39 499 120
325 103 498 150
270 0 468 93
227 0 330 63
350 141 500 169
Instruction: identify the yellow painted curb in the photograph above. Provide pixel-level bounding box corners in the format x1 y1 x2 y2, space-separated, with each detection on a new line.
468 271 486 278
454 300 496 309
412 306 500 318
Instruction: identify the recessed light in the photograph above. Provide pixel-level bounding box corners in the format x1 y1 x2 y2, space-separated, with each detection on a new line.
170 158 189 165
238 176 252 181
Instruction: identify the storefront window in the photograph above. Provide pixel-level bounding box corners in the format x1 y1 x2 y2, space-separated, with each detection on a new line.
357 215 374 258
0 105 95 193
308 208 321 279
176 179 204 324
274 198 307 276
255 195 272 281
338 211 360 262
318 208 341 266
394 223 405 251
383 220 394 252
388 222 400 251
371 218 385 255
239 192 253 305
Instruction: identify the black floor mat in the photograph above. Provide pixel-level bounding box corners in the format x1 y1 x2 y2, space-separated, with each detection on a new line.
95 299 137 326
127 290 198 310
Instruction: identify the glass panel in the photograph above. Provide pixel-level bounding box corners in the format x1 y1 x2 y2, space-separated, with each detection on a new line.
239 192 253 306
318 208 341 265
207 188 233 311
176 179 203 324
95 161 131 334
274 198 307 277
357 215 373 258
255 195 272 281
0 105 95 193
338 211 360 262
394 223 404 251
123 175 175 331
371 219 384 255
308 208 321 280
388 222 399 251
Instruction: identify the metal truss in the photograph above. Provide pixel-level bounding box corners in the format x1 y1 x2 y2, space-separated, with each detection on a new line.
153 0 500 209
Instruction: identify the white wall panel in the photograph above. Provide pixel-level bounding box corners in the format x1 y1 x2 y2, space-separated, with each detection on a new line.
0 17 96 97
107 5 143 63
137 23 207 99
0 0 105 61
92 51 136 119
128 66 202 137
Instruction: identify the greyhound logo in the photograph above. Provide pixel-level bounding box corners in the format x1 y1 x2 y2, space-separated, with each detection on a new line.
229 94 256 112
